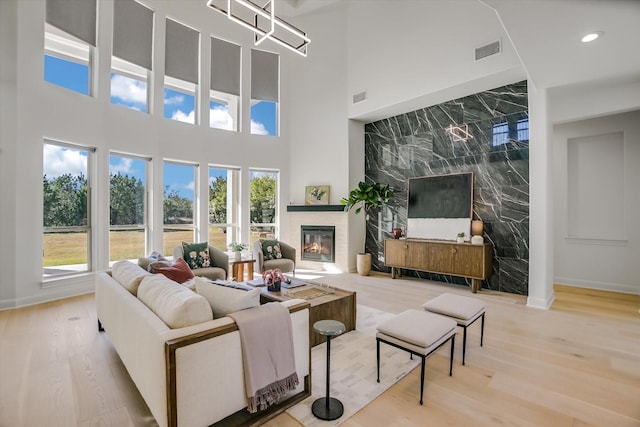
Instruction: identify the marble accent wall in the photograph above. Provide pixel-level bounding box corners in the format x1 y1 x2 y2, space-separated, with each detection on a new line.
364 81 529 295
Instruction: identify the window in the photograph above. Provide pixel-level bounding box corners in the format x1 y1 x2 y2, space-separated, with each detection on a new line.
250 49 279 136
208 166 240 250
44 0 96 95
43 141 93 277
163 161 196 256
164 19 200 124
210 37 241 131
109 153 149 263
517 117 529 141
111 0 154 113
492 121 509 147
249 169 278 246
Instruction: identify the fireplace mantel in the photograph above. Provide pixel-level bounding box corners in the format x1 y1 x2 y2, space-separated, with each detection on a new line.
286 205 345 212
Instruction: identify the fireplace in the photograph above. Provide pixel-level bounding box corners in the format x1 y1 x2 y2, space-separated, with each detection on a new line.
301 225 335 263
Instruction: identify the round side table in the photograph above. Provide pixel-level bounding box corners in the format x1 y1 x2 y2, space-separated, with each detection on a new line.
312 319 346 421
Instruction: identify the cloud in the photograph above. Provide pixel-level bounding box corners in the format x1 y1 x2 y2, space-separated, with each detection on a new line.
43 144 87 179
110 74 147 106
164 94 185 105
171 109 195 123
251 120 269 135
210 106 233 130
109 157 133 175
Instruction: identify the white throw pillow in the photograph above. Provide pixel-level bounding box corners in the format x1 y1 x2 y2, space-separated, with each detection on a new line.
137 274 213 328
112 260 152 295
194 277 261 319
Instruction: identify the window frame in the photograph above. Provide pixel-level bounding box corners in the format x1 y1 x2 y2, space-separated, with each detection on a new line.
164 76 198 124
162 160 198 256
110 56 151 113
42 140 94 278
249 168 279 246
44 24 94 96
108 152 150 263
208 166 241 250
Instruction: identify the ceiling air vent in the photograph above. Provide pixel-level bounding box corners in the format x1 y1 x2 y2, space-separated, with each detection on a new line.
353 90 367 104
475 40 501 61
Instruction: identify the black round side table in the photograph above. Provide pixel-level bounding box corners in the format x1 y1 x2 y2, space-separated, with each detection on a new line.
311 319 346 421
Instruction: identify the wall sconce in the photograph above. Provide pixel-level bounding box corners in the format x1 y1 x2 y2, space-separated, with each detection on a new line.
206 0 310 57
446 124 473 142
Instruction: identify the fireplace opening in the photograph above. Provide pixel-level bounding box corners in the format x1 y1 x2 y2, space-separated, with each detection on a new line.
301 225 335 263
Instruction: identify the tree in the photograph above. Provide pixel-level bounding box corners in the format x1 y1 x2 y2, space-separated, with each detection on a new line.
208 177 227 224
250 175 276 224
43 173 87 227
163 187 193 224
109 173 145 225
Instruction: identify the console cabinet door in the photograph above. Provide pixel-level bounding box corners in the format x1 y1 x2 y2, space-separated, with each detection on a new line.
451 244 485 278
384 239 407 267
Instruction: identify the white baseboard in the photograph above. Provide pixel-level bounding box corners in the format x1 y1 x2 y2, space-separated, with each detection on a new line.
527 293 555 309
0 285 94 311
554 276 640 295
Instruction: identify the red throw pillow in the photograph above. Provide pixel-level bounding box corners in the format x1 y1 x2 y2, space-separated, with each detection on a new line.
154 258 195 284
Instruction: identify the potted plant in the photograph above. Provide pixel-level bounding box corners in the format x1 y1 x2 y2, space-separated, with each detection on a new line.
456 232 465 243
228 242 247 261
262 268 287 292
341 181 394 275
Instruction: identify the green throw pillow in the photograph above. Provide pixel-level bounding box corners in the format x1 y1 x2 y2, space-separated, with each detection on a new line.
261 239 283 261
182 242 210 269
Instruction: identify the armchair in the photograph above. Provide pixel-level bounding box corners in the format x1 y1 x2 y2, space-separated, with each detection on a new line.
253 239 296 276
173 244 229 281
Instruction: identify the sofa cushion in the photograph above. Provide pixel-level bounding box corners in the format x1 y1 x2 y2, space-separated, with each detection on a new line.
154 258 195 284
182 241 211 269
112 260 152 295
194 277 261 319
137 275 213 328
261 239 283 261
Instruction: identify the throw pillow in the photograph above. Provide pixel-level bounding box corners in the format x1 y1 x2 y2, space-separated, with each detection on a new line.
138 251 169 271
194 277 261 319
182 241 211 269
112 260 152 295
154 258 195 284
148 260 173 273
261 239 283 261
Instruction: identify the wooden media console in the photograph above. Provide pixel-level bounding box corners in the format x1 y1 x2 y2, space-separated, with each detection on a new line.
384 239 492 292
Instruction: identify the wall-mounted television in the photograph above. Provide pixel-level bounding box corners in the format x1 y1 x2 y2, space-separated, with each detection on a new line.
406 172 474 241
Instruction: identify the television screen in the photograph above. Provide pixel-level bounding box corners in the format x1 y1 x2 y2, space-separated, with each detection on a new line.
408 172 473 219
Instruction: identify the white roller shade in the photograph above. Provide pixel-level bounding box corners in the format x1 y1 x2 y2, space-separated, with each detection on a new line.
46 0 97 46
113 0 154 70
251 49 279 102
165 19 199 84
210 37 241 96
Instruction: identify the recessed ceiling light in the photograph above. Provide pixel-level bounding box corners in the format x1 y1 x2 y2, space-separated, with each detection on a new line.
581 32 603 43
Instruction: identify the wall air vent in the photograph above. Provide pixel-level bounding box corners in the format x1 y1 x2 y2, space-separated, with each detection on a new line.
475 40 501 61
353 90 367 104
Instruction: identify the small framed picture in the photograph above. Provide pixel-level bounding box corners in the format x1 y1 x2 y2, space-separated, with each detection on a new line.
305 185 330 205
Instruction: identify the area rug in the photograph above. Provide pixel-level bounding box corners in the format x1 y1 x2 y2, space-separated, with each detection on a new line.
286 305 420 426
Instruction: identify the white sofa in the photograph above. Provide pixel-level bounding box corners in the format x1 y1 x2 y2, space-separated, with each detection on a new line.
95 261 310 427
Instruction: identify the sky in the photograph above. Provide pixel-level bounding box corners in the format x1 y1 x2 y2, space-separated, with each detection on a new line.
44 54 277 198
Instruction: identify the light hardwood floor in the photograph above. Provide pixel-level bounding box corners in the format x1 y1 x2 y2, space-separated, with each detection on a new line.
1 273 638 427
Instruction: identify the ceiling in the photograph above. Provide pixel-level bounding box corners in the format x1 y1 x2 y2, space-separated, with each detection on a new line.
280 0 640 91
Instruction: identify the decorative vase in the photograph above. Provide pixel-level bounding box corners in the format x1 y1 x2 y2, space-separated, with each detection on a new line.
456 237 464 244
267 281 281 292
471 220 484 236
234 251 241 261
392 228 403 239
471 235 484 245
356 253 372 276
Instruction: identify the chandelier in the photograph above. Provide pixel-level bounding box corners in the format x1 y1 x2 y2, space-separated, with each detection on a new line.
206 0 310 57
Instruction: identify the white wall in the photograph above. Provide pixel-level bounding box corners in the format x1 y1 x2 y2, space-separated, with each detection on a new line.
553 110 640 295
0 0 296 308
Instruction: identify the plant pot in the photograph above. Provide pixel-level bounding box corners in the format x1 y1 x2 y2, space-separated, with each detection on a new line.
233 251 241 261
267 281 281 292
356 253 372 276
456 237 464 243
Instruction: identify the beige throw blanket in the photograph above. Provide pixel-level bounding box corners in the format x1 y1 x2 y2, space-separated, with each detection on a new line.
228 302 299 413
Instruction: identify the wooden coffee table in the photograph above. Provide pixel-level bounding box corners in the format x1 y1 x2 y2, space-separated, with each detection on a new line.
258 283 356 347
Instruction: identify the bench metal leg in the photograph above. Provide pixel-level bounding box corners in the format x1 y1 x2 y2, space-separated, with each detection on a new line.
419 356 426 405
481 313 485 346
449 335 455 376
98 319 104 332
462 326 467 365
376 338 380 383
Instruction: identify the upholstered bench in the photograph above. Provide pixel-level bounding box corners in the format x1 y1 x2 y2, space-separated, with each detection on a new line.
376 309 456 405
422 293 486 365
